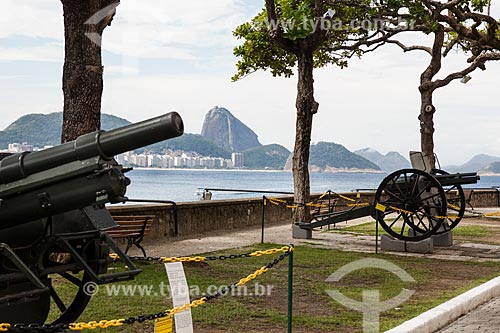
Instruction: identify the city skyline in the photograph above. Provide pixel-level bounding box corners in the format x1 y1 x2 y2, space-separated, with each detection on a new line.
1 1 500 165
2 140 246 169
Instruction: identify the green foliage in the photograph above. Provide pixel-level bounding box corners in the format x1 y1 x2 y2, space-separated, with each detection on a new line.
275 0 315 39
233 14 297 79
232 0 378 80
243 144 291 169
471 0 490 11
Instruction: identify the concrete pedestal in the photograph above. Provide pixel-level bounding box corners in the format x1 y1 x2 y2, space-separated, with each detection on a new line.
408 229 453 247
431 231 453 247
292 224 312 239
381 234 434 254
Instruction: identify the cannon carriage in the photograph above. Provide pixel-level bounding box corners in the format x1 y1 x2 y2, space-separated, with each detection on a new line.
297 152 479 241
0 113 184 325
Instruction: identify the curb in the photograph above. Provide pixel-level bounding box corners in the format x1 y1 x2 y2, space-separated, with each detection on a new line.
385 275 500 333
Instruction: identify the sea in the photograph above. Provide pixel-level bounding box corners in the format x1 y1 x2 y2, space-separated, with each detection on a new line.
121 168 500 203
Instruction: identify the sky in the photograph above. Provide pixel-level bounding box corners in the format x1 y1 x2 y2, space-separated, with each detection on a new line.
1 0 499 166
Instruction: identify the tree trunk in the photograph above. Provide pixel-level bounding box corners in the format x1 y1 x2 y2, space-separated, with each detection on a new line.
418 87 436 168
416 27 444 170
60 0 119 143
293 51 317 223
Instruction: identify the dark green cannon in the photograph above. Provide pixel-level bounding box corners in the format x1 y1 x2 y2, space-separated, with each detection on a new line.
0 112 183 325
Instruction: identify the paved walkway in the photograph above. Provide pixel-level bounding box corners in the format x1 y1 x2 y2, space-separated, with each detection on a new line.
140 216 500 263
438 297 500 332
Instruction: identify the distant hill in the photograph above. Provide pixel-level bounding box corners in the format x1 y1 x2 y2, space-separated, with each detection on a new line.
136 133 231 159
479 162 500 175
355 148 410 172
0 112 130 148
0 113 231 158
201 106 261 152
243 144 291 170
284 142 381 172
446 154 500 173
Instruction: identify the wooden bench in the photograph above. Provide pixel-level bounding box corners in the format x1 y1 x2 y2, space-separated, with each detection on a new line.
311 198 337 218
107 215 155 257
463 189 475 210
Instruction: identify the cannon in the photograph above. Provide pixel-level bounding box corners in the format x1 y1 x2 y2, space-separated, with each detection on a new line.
297 152 480 242
0 112 183 325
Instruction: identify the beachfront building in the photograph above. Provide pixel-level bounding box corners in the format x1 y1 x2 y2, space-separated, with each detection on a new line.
115 151 237 169
232 153 244 168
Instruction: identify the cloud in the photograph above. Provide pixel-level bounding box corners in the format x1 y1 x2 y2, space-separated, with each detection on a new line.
0 45 63 62
0 75 27 80
101 0 251 59
3 1 500 165
1 0 253 65
0 0 62 40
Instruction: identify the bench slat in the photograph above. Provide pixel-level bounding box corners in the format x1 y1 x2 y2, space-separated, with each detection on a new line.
107 232 142 238
108 226 151 232
106 212 157 257
110 221 153 226
109 215 155 220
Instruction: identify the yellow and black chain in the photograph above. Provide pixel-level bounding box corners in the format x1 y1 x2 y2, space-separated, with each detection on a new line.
120 245 293 263
0 246 294 333
266 191 368 210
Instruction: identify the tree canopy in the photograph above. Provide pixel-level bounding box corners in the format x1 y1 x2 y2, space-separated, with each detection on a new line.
232 0 412 224
232 0 500 224
232 0 414 80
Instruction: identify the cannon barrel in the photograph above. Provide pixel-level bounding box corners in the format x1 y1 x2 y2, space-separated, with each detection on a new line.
0 112 184 185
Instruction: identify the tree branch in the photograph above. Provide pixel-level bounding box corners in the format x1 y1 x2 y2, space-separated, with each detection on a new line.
264 0 297 53
386 40 432 55
432 51 500 90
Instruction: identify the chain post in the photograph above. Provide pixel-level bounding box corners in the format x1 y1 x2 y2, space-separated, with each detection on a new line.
287 246 294 333
261 195 266 244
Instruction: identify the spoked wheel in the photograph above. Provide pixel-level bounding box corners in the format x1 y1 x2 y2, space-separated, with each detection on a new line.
374 169 447 241
45 239 102 324
431 169 466 234
0 249 97 325
48 272 94 324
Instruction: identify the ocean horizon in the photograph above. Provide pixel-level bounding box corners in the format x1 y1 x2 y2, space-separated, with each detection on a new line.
120 168 500 203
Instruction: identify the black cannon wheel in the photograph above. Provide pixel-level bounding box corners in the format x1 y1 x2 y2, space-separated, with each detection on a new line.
374 169 447 241
45 239 102 325
48 271 94 324
431 169 466 234
0 250 96 325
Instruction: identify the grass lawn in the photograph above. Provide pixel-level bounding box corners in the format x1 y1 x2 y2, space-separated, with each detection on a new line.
48 244 500 333
328 220 500 244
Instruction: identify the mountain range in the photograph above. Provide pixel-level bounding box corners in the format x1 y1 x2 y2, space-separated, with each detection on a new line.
283 142 382 173
3 109 500 173
354 148 411 173
442 154 500 174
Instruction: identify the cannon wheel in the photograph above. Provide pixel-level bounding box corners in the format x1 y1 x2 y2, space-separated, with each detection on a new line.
0 247 97 325
431 169 466 234
45 239 101 325
374 169 447 241
48 271 94 324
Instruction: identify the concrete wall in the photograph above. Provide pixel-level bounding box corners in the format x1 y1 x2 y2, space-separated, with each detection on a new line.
108 190 500 242
109 196 295 242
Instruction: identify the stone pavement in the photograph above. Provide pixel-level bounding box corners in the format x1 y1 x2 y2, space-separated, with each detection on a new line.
437 297 500 333
434 208 500 332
